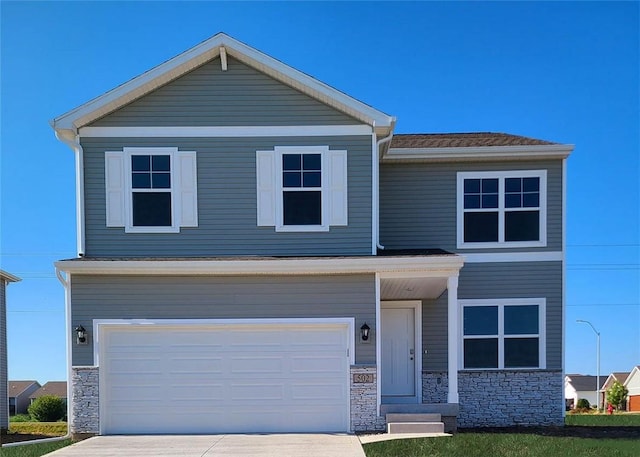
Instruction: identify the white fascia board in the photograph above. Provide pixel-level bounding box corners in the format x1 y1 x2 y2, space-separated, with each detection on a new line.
54 255 464 277
51 33 394 134
383 144 575 162
78 125 372 138
0 270 21 283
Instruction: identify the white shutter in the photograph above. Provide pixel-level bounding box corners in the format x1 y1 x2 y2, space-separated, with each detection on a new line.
256 151 276 226
176 151 198 227
105 151 125 227
328 150 348 226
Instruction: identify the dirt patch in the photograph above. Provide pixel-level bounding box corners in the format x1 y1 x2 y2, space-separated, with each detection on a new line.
459 426 640 439
1 433 56 444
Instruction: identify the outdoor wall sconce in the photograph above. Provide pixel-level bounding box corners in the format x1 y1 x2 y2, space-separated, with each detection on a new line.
360 323 371 342
75 325 88 345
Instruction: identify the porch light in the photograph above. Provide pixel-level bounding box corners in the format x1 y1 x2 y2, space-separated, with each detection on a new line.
75 325 88 345
360 323 371 341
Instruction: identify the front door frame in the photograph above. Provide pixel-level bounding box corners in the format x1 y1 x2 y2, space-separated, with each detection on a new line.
381 300 422 404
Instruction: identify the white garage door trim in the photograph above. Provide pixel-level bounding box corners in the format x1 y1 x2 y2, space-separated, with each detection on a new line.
95 318 354 435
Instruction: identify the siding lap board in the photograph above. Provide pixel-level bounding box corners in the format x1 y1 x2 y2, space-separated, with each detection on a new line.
380 160 563 253
90 57 358 127
0 282 7 430
422 262 562 371
82 136 372 257
71 274 375 366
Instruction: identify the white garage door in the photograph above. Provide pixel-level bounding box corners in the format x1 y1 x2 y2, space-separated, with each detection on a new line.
99 322 350 434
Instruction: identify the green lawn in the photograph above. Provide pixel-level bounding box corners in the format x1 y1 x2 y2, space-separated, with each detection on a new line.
565 413 640 426
1 439 73 457
363 433 640 457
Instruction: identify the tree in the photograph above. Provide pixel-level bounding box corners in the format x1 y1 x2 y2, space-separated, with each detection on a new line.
28 395 66 422
606 380 628 410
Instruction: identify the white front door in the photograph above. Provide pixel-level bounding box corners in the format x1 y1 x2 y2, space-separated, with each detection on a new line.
381 305 416 398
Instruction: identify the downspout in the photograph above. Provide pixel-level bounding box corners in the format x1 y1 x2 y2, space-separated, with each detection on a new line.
3 270 73 447
374 121 396 252
54 130 85 257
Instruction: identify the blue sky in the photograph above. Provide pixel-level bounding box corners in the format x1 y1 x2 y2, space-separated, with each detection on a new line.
1 1 638 385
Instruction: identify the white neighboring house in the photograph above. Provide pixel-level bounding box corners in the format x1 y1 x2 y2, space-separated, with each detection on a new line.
565 374 599 409
624 366 640 412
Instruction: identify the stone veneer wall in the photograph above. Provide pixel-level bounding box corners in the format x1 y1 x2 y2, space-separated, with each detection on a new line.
422 371 448 403
350 365 385 432
458 370 563 427
71 367 99 435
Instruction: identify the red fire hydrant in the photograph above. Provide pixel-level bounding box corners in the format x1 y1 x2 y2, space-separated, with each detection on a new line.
607 403 614 415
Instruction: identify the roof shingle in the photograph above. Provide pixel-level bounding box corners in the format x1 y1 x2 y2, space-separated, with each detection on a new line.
390 132 557 149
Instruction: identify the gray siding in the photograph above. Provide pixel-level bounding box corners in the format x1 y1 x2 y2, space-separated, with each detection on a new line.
422 261 562 371
70 274 376 366
82 135 372 257
380 160 563 253
91 57 358 127
1 281 6 429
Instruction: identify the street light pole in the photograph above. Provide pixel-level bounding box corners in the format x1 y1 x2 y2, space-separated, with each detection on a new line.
577 319 601 410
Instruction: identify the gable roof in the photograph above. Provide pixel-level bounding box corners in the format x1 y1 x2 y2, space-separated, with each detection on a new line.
0 269 21 283
29 381 67 399
8 380 40 397
384 132 573 162
567 375 599 392
51 33 395 140
624 366 640 387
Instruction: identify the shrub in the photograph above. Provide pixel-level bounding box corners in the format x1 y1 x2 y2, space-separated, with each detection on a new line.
606 380 628 409
28 396 66 422
576 398 590 409
9 413 32 422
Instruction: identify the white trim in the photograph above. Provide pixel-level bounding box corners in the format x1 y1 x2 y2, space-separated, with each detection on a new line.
447 276 459 403
219 46 227 71
375 273 382 415
457 170 547 249
384 144 574 162
79 125 373 138
561 158 567 416
458 298 547 370
55 255 465 276
51 33 394 134
95 317 354 434
381 300 422 403
0 270 20 283
463 251 563 263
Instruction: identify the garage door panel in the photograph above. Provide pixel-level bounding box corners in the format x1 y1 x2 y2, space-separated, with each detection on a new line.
101 323 350 434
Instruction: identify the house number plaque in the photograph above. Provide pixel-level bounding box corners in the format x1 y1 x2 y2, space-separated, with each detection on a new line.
353 373 374 383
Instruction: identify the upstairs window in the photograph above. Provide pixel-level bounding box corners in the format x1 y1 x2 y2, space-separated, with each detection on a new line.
457 170 546 248
460 298 546 370
282 153 322 226
105 147 198 233
256 146 347 232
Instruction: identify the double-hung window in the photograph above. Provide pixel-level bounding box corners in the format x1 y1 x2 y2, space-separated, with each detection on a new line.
460 298 546 369
457 170 546 248
256 146 347 232
105 147 198 233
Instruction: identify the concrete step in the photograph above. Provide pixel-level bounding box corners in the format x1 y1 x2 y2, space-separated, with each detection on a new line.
386 413 441 423
387 421 445 434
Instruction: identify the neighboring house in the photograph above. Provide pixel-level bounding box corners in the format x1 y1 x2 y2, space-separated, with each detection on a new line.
8 381 41 415
1 270 20 434
565 374 599 409
624 366 640 411
600 371 630 409
51 33 572 438
29 382 68 405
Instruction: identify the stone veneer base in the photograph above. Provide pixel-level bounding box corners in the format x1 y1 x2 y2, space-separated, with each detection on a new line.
350 366 385 432
71 367 100 435
458 370 563 427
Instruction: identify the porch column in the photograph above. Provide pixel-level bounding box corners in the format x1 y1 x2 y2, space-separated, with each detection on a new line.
447 275 459 403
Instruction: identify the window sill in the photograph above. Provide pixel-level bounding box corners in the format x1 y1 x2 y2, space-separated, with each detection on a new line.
123 226 181 234
275 225 330 233
457 240 547 249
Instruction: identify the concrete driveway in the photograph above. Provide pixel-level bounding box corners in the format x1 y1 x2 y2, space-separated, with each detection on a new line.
44 434 367 457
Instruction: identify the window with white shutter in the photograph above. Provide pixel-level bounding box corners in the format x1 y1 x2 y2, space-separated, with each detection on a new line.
104 147 198 233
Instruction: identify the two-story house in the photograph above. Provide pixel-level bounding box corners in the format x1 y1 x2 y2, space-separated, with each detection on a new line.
52 33 572 438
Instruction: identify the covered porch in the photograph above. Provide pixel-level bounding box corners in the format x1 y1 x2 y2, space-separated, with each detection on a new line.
376 251 463 431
